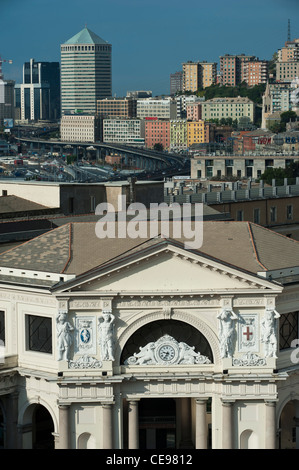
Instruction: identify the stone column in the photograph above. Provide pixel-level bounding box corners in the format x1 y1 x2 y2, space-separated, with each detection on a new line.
58 405 70 449
102 403 113 449
221 400 234 449
6 392 19 449
195 399 207 449
128 400 139 449
179 398 192 448
265 400 277 449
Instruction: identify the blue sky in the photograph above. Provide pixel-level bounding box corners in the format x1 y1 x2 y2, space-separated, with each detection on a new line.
1 0 299 96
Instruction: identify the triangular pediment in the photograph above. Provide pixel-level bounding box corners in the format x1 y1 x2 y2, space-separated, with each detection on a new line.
55 244 281 294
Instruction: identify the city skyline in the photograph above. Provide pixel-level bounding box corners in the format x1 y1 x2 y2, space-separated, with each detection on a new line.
1 0 299 97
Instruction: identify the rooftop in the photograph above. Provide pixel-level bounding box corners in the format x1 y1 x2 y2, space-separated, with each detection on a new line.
63 27 110 46
0 221 298 284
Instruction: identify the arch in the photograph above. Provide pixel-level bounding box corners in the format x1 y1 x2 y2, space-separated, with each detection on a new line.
19 398 58 434
116 309 220 365
78 432 96 449
240 429 259 449
278 399 296 449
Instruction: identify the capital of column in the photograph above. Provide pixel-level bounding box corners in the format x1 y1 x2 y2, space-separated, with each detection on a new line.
221 399 235 407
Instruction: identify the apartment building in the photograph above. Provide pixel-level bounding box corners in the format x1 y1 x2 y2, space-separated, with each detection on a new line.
242 60 268 86
187 120 211 147
136 98 177 120
170 120 187 152
60 114 100 142
144 117 170 150
278 39 299 62
219 54 256 86
102 118 144 145
182 61 217 92
97 97 137 118
201 97 255 123
186 102 202 120
276 61 299 82
170 71 183 95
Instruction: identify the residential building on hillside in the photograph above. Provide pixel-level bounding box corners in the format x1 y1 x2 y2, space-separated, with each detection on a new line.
242 59 268 86
277 38 299 62
14 58 60 121
60 27 112 115
219 54 259 86
201 97 255 123
182 61 217 92
276 61 299 82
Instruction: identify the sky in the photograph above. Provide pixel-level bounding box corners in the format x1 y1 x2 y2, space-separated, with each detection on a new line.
1 0 299 97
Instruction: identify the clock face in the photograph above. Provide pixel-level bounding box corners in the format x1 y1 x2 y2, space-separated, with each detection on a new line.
158 345 176 361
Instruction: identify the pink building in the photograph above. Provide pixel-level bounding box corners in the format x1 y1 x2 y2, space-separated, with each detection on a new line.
144 118 170 150
186 103 202 121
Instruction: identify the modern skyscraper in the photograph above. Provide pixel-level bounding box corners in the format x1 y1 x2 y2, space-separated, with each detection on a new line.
60 27 112 115
14 58 60 121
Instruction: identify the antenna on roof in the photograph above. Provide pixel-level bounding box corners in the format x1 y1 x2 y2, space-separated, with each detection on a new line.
288 19 291 42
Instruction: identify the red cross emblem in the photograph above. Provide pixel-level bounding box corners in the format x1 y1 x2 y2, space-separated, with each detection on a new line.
243 326 253 341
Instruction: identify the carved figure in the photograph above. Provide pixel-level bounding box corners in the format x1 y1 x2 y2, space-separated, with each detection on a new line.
56 311 74 361
261 307 280 358
217 307 238 358
98 311 115 361
133 342 155 364
178 342 211 364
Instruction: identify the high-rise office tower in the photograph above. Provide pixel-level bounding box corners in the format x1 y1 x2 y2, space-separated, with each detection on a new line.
14 58 60 121
60 27 112 115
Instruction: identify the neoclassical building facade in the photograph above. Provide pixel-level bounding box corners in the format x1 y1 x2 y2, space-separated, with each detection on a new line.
0 221 299 449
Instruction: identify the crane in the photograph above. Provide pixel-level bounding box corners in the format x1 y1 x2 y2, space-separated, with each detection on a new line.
0 56 13 80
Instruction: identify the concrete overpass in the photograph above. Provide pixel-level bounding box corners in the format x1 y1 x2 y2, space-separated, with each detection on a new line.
17 138 186 173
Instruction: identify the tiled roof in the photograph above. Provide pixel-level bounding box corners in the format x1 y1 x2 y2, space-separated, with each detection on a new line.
0 221 299 279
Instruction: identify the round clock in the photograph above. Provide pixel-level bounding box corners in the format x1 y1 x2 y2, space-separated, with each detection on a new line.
157 344 176 362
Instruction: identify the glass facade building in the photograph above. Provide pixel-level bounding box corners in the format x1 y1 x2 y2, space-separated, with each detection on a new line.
14 59 60 121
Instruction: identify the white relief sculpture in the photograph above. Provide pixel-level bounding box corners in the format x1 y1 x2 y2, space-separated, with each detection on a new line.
98 311 115 361
124 335 211 365
56 311 74 361
69 355 103 369
261 307 280 358
233 352 266 367
217 307 238 358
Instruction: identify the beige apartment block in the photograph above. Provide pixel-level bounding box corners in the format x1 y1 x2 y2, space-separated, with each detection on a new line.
276 61 299 82
201 97 255 123
182 61 217 92
60 114 100 143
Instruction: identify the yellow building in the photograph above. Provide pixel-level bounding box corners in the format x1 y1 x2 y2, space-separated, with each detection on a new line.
183 61 217 92
187 120 211 147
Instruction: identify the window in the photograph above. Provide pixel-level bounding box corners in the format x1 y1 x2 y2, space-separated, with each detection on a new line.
253 208 260 224
236 210 244 221
287 205 293 220
26 315 52 354
279 311 299 350
270 206 277 223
